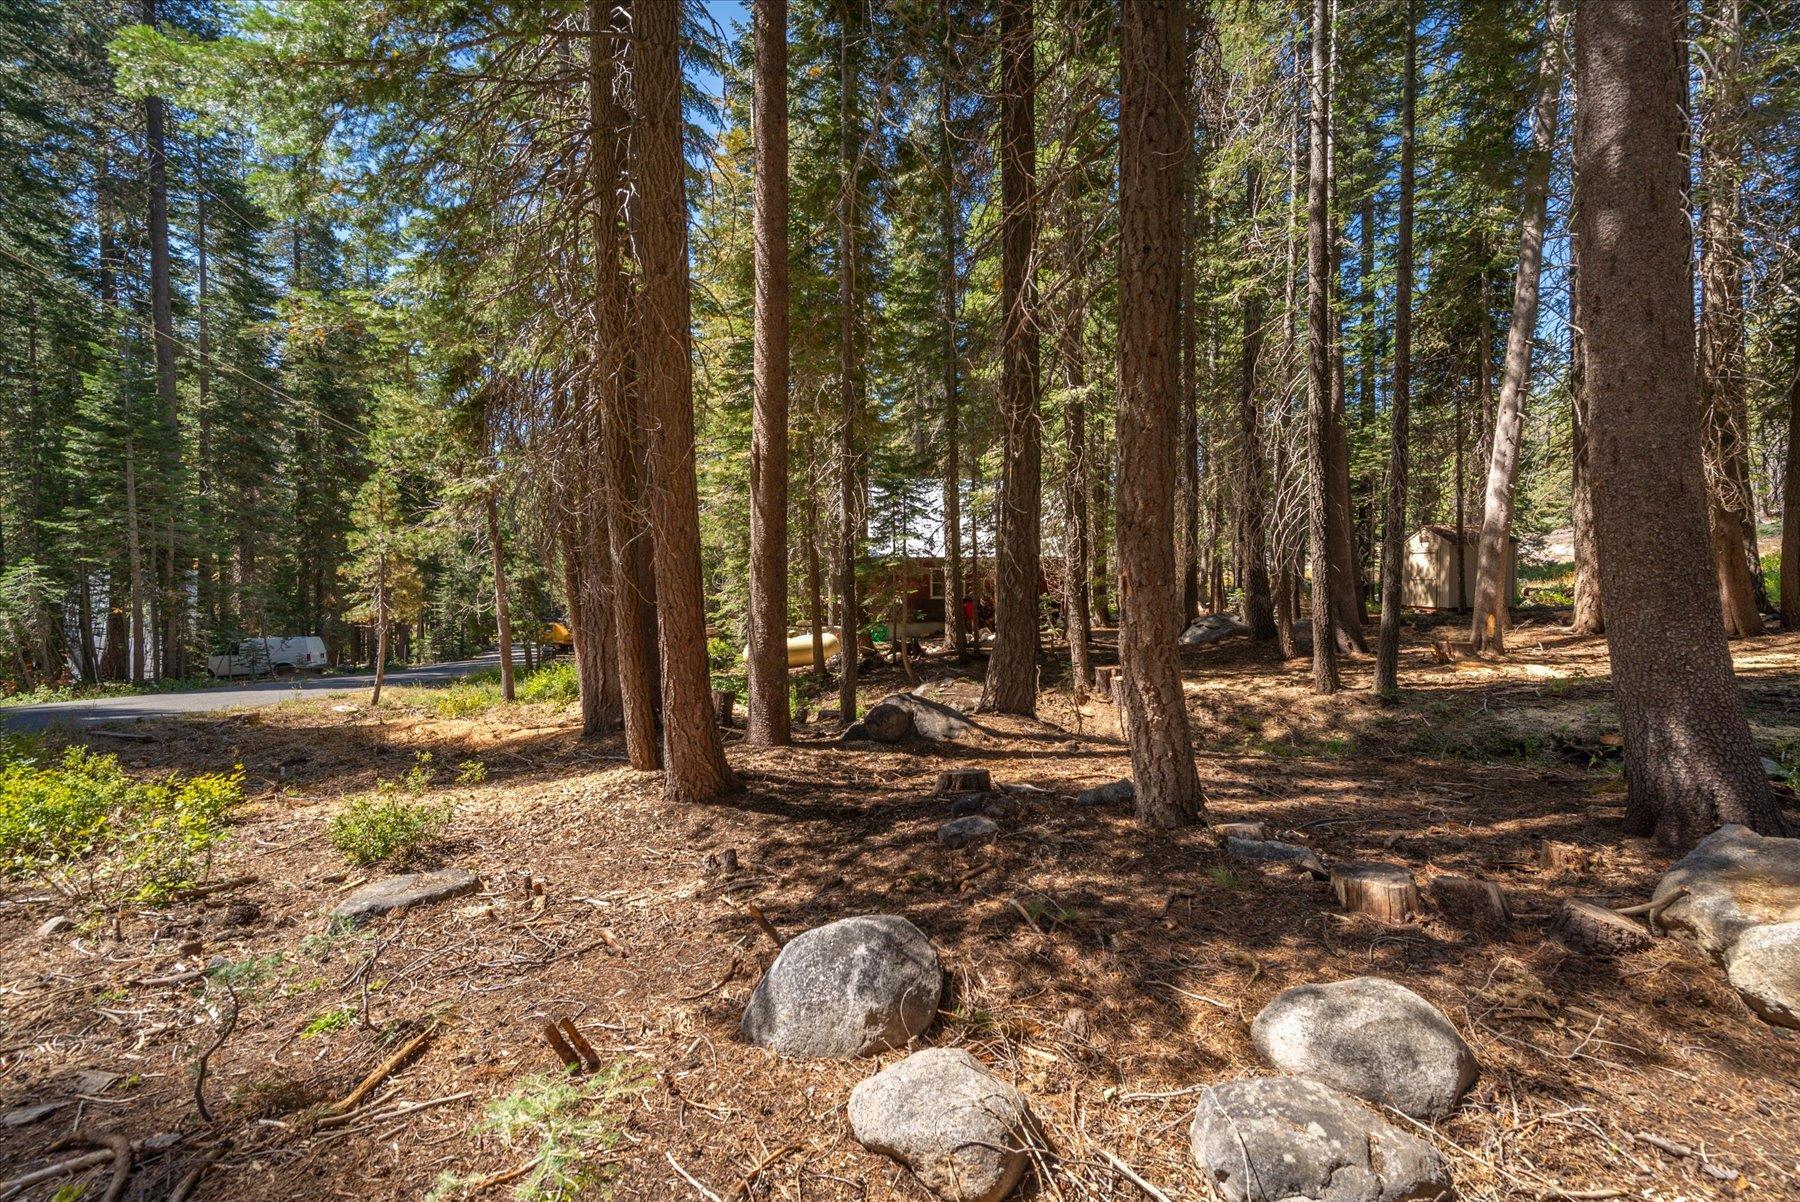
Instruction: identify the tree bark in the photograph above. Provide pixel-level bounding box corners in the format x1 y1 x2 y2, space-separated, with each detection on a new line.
982 0 1042 715
635 0 738 803
747 0 792 746
837 7 861 725
939 4 966 664
1471 0 1566 653
1236 167 1277 642
1118 0 1204 828
1306 0 1340 693
1060 262 1093 693
591 0 659 768
1568 183 1604 636
485 487 515 702
1573 0 1783 847
1695 0 1762 639
1374 0 1416 697
1784 331 1800 627
145 0 181 680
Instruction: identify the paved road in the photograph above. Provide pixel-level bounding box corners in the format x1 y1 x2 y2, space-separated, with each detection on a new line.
0 652 522 733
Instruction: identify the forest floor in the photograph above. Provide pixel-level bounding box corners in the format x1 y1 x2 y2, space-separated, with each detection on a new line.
3 618 1799 1202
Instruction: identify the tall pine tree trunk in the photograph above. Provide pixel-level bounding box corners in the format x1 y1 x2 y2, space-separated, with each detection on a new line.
1060 267 1093 693
1568 188 1604 636
1573 0 1782 847
836 6 861 724
747 0 792 746
1118 0 1204 827
591 0 658 768
1375 0 1416 697
1696 0 1762 638
635 0 737 803
1471 0 1566 652
983 0 1041 715
1236 168 1277 641
940 2 966 664
145 0 181 679
486 486 515 702
1306 0 1340 692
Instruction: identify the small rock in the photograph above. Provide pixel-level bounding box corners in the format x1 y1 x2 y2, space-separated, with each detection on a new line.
330 868 480 927
1652 824 1800 961
1212 821 1269 843
938 815 999 849
1076 779 1134 808
1725 921 1800 1030
742 915 942 1058
2 1102 66 1127
1189 1076 1450 1202
1250 976 1479 1119
36 916 75 937
848 1048 1034 1202
949 795 991 819
71 1070 121 1095
1226 836 1329 879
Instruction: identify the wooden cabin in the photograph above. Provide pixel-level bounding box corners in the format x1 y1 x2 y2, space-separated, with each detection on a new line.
1402 526 1515 610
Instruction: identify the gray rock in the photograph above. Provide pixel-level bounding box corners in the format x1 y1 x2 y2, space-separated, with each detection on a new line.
2 1102 66 1127
1226 836 1329 879
330 868 479 927
938 816 999 849
1077 779 1134 808
36 915 75 937
1725 921 1800 1030
1250 977 1479 1120
1652 824 1800 960
856 693 979 744
742 915 942 1058
1181 614 1250 647
848 1048 1033 1202
1189 1076 1450 1202
949 795 992 819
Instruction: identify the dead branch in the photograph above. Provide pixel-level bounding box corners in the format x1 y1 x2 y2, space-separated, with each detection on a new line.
193 982 239 1123
325 1016 446 1115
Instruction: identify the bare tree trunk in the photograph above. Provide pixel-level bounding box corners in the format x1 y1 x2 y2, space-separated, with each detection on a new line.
1374 0 1416 697
635 0 738 803
1472 0 1566 652
1060 272 1093 693
486 487 515 702
837 9 861 724
1089 425 1110 624
1236 170 1277 641
1569 187 1604 636
747 0 792 746
982 0 1041 716
145 0 181 680
1306 0 1340 693
591 0 659 768
1118 0 1204 828
805 454 826 677
1573 0 1783 846
1779 327 1800 628
1179 42 1202 625
1695 0 1762 638
939 5 966 665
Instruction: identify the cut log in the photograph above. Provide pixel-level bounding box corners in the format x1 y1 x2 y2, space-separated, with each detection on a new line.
1213 821 1269 844
1331 861 1421 922
1536 839 1589 874
712 689 737 726
935 768 993 795
1428 874 1510 926
1555 899 1652 955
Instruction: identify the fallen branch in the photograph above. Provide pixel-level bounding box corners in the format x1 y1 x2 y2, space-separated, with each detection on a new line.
540 1019 581 1071
556 1018 602 1072
0 1150 114 1199
193 983 239 1123
676 957 739 1002
667 1151 725 1202
325 1015 446 1116
725 898 784 950
166 1145 227 1202
1097 1149 1172 1202
734 1143 798 1199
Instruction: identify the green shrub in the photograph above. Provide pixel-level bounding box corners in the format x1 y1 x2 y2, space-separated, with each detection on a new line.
707 635 739 672
423 662 578 717
327 784 451 867
0 742 241 901
518 659 579 704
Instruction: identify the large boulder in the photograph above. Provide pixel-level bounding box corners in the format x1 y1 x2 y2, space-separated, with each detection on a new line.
850 694 978 744
938 815 999 849
1181 614 1250 647
1077 779 1134 808
741 915 942 1058
330 868 479 927
848 1048 1034 1202
1189 1076 1450 1202
1250 977 1478 1120
1652 824 1800 960
1725 921 1800 1030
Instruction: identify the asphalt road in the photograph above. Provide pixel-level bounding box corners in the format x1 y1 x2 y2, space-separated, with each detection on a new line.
0 652 522 733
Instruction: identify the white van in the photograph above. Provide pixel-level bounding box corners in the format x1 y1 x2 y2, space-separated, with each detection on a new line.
207 636 329 678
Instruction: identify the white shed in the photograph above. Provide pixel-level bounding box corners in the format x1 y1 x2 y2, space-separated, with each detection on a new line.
1402 525 1514 610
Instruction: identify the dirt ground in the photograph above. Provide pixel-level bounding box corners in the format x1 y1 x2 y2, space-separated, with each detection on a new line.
3 619 1798 1201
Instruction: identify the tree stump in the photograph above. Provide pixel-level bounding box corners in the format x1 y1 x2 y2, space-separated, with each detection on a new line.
1331 862 1421 922
1094 666 1119 692
1536 839 1588 875
1555 900 1652 955
935 768 992 795
1213 821 1269 844
1428 874 1510 926
712 690 737 726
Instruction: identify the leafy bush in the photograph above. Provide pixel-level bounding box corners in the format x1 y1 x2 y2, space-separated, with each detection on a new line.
518 659 579 704
423 661 578 717
0 742 241 901
327 784 451 867
707 635 739 672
